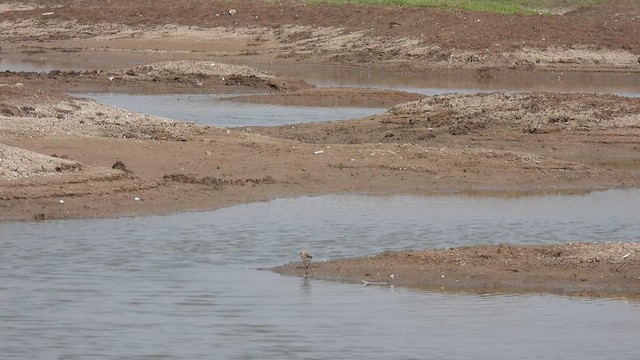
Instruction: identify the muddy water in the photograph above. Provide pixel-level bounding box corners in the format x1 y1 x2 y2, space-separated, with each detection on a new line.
3 58 639 97
0 58 77 73
257 63 640 97
75 93 386 127
2 189 640 359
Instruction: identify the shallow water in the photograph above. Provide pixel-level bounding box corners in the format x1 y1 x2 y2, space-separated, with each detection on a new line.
74 93 385 127
262 63 640 98
0 58 77 73
3 58 639 97
2 189 640 359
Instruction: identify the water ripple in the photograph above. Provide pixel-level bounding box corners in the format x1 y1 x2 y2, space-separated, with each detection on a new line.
2 190 640 359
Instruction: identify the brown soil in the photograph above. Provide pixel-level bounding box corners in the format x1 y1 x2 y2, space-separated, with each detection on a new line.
2 0 640 71
1 0 640 297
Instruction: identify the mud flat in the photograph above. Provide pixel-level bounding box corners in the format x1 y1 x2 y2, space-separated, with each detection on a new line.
2 66 640 221
1 0 639 73
271 242 640 298
1 0 640 299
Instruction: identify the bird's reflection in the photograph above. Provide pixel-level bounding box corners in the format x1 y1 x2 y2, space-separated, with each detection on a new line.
299 276 312 298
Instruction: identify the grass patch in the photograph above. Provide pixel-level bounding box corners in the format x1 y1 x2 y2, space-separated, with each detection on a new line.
305 0 604 15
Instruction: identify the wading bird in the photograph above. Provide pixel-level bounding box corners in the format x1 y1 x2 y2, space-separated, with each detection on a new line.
299 250 312 271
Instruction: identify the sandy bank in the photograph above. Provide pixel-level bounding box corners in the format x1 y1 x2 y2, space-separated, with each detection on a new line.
270 242 640 298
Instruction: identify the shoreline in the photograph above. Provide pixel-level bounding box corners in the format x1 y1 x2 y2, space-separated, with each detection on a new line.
2 72 640 222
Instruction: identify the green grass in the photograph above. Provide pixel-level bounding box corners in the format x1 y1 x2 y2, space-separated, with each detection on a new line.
305 0 604 15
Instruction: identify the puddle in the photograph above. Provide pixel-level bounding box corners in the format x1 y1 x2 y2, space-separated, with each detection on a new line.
3 58 639 97
74 93 385 127
557 155 640 171
1 190 640 359
260 63 640 97
0 57 92 73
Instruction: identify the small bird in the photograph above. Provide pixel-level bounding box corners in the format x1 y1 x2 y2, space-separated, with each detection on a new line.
299 250 312 270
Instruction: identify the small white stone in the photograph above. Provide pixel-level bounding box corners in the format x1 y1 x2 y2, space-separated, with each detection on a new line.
134 197 140 201
59 200 64 204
